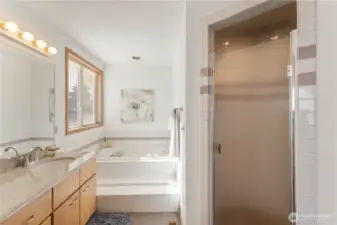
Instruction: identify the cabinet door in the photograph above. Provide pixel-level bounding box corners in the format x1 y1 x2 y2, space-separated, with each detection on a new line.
53 171 79 209
80 175 96 225
3 190 52 225
53 191 80 225
40 217 51 225
80 158 96 185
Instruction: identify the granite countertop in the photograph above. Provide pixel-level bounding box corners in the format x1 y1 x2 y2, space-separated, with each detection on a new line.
0 150 96 223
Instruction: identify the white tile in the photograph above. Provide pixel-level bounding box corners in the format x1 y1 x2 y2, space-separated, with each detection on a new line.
298 1 316 17
298 58 316 74
298 16 316 34
200 76 209 85
298 125 316 139
298 152 316 167
297 165 317 194
298 30 316 47
299 86 316 99
297 193 317 214
299 112 316 126
298 139 317 154
300 111 316 126
299 99 316 111
200 94 210 111
298 1 316 32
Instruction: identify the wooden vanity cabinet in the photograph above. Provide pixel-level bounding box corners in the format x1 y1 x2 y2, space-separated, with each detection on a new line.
40 217 52 225
80 158 96 185
53 171 80 209
80 175 97 225
2 190 52 225
2 157 96 225
53 191 80 225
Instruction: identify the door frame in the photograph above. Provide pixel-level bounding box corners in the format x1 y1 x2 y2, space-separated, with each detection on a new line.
197 1 316 224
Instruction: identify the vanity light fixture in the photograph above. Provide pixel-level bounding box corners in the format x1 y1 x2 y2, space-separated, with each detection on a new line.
34 39 47 49
0 18 57 56
20 32 34 42
3 21 18 33
47 46 57 55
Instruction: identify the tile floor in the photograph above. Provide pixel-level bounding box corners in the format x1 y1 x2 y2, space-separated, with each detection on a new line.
132 213 180 225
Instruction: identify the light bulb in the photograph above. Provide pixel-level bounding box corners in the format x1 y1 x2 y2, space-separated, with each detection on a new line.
4 21 18 33
270 36 279 40
47 46 57 54
35 40 47 49
20 32 34 42
222 41 230 46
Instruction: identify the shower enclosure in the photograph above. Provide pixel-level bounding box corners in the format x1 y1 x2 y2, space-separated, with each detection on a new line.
213 26 298 225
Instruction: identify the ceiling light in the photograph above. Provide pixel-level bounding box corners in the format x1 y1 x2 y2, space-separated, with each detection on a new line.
270 36 279 40
34 40 47 49
4 21 18 33
222 41 230 46
132 56 141 60
20 32 34 42
47 46 57 55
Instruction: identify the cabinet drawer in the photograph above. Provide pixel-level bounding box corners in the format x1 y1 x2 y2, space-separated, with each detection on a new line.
80 175 97 225
53 191 80 225
40 217 51 225
80 158 96 185
53 171 79 209
3 190 52 225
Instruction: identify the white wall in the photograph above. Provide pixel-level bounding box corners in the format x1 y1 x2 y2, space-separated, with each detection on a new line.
104 64 172 138
316 1 337 224
172 7 187 224
0 0 104 151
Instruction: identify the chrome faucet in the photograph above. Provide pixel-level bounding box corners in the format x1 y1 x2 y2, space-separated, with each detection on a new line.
3 147 20 157
29 147 44 163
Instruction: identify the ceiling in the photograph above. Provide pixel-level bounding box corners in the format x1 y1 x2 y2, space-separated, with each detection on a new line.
22 1 184 66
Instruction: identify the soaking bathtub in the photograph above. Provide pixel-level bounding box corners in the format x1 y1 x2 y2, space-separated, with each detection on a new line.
96 147 180 212
96 147 179 186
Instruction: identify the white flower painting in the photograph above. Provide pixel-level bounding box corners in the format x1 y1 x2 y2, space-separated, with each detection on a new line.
121 89 154 122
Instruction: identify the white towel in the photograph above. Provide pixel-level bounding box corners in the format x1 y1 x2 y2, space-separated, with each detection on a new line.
169 109 181 158
169 115 176 158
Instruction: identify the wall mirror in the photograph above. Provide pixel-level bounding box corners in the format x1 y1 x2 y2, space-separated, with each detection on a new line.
0 37 55 157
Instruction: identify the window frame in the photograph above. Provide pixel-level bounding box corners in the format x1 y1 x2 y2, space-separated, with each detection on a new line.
65 47 103 135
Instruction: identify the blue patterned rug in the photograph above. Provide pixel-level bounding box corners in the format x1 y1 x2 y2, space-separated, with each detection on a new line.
87 213 132 225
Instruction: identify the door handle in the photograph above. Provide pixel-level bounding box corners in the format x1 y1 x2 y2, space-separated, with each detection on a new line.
214 143 222 155
217 144 222 154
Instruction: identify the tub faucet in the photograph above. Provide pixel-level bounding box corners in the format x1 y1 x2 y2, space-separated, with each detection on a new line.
4 147 20 157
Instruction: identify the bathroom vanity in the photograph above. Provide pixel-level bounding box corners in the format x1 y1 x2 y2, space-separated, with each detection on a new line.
0 36 97 224
1 157 96 225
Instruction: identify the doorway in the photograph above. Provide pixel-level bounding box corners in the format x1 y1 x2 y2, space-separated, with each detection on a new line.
213 2 297 225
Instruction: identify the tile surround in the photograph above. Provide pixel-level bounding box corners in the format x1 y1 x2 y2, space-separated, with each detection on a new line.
298 72 316 86
298 45 316 59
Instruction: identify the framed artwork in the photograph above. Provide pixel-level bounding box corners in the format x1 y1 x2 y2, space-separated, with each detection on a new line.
121 89 154 122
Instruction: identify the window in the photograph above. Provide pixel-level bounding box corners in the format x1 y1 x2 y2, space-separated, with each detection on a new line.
65 47 103 135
